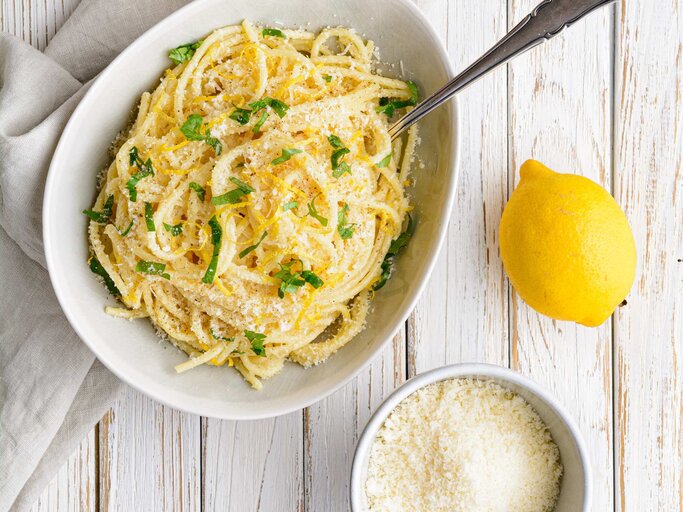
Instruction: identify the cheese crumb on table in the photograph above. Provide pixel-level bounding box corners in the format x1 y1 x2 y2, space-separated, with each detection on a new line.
365 378 563 512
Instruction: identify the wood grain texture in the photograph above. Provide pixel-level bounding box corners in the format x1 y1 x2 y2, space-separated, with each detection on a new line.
202 413 304 511
613 1 683 509
408 0 509 374
0 0 80 51
98 387 201 511
28 430 96 512
507 2 615 511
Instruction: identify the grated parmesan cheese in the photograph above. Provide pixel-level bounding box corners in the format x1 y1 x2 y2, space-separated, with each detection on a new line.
365 378 562 512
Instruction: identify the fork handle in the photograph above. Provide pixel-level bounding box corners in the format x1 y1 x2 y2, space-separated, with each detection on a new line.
388 0 615 139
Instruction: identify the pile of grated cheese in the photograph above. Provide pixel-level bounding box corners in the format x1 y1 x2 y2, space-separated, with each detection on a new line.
365 378 563 512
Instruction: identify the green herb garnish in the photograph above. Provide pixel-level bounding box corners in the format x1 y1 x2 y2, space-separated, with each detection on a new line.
83 194 114 224
283 201 298 212
163 222 183 236
306 194 328 226
88 256 120 296
245 330 267 356
271 148 302 166
168 40 203 64
202 216 222 284
376 81 419 117
273 260 323 298
301 270 324 289
377 153 392 168
189 182 206 201
248 97 289 118
337 203 355 240
181 114 222 155
322 74 332 83
372 215 416 291
135 260 170 280
252 111 268 133
328 135 351 178
262 28 286 38
144 202 155 232
118 219 134 237
274 261 306 298
229 107 252 125
210 327 234 342
239 231 268 258
211 176 255 205
126 147 154 202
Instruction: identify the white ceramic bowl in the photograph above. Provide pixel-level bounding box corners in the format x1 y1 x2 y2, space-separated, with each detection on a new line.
43 0 459 419
350 363 592 511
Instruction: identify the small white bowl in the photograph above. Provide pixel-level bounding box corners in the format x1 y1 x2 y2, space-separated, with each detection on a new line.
350 363 592 511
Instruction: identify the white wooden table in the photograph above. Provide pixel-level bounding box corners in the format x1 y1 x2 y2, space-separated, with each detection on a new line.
3 0 681 510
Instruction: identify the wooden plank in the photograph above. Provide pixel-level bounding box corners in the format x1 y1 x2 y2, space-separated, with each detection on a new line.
408 0 509 375
614 1 683 509
0 0 80 51
28 430 96 512
202 413 304 511
506 2 615 511
98 387 201 511
303 332 405 511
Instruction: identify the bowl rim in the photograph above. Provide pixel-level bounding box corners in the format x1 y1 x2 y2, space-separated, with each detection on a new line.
350 362 593 511
42 0 462 419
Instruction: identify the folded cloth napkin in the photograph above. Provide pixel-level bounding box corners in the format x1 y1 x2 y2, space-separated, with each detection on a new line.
0 1 189 509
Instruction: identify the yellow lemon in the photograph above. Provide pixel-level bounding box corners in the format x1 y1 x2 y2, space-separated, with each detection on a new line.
500 160 636 327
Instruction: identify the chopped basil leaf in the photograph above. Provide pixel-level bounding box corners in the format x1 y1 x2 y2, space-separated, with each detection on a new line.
135 260 170 280
322 74 332 83
252 111 268 133
388 214 416 255
332 161 351 178
245 330 267 356
248 97 289 118
144 202 155 232
274 260 323 298
88 256 120 296
211 177 254 205
83 194 114 224
271 148 302 165
118 219 134 236
377 153 392 168
202 216 222 284
163 222 183 236
376 80 419 117
210 327 234 342
273 261 306 298
239 231 268 258
181 114 222 155
301 270 323 289
283 201 298 211
189 182 206 201
372 215 416 291
126 147 154 202
229 107 252 125
168 40 203 64
307 194 328 226
262 28 285 38
337 203 355 240
327 134 345 148
328 135 351 178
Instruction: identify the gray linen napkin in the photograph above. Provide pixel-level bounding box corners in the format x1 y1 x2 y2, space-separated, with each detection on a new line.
0 1 188 509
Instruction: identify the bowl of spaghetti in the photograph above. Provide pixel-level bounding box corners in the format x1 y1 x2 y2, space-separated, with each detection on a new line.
43 0 459 418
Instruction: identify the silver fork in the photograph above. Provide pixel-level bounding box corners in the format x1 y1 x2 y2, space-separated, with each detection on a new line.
389 0 616 140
